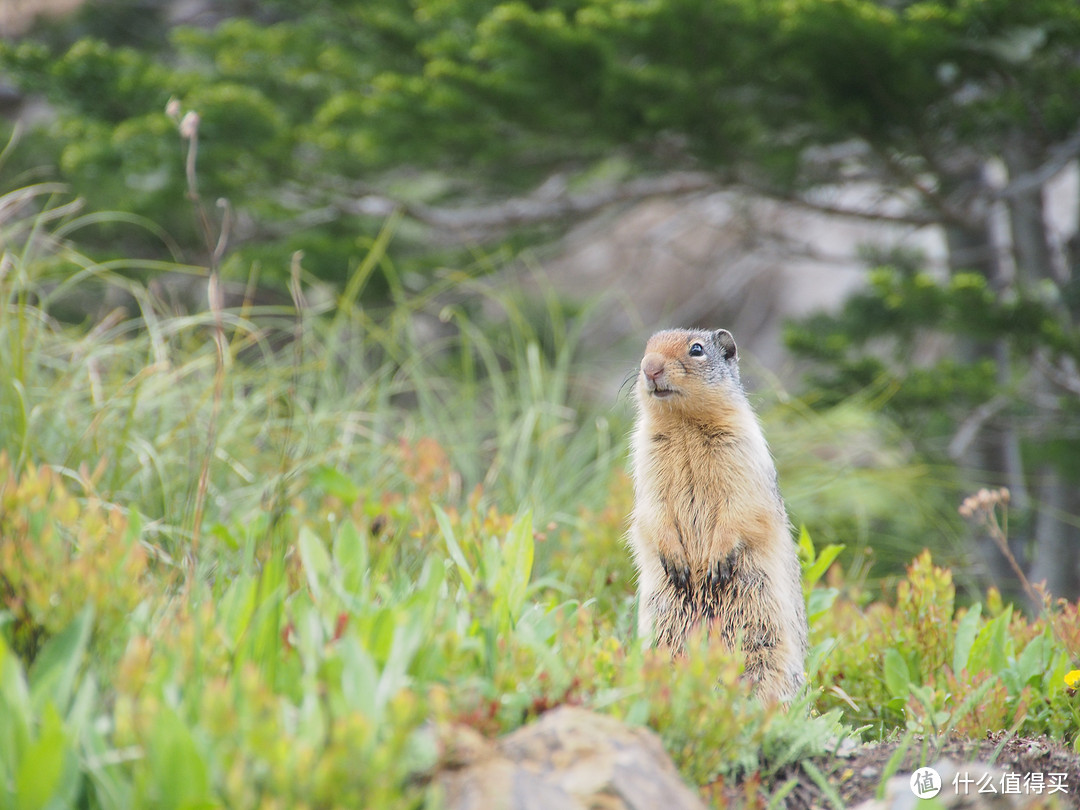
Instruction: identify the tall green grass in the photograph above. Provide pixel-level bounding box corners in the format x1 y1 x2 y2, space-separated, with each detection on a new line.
0 182 620 563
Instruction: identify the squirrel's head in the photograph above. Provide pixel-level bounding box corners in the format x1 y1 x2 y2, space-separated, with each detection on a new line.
637 328 742 414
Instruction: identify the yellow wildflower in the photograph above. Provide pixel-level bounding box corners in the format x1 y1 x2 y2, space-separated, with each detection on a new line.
1065 670 1080 689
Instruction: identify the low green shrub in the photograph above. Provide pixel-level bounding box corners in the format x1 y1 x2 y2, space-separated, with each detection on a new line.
810 549 1080 743
0 456 150 662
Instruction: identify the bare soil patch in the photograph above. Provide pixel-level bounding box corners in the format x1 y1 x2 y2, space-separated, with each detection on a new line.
772 733 1080 808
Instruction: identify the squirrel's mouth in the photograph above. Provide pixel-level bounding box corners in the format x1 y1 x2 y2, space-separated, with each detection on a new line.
646 383 678 398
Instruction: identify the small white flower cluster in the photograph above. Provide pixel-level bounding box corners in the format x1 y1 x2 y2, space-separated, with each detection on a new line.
165 97 200 140
958 486 1010 520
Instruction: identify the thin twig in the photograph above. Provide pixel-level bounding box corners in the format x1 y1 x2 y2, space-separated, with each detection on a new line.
171 102 232 571
947 395 1010 461
959 489 1045 612
344 171 718 234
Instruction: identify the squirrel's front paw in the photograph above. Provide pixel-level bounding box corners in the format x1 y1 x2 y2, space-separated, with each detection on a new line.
705 549 737 595
659 553 692 595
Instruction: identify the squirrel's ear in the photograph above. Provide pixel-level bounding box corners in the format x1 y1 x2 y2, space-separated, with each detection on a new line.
714 329 737 362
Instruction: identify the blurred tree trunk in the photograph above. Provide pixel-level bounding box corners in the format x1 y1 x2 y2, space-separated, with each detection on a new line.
1002 131 1080 602
943 221 1014 586
938 158 1028 588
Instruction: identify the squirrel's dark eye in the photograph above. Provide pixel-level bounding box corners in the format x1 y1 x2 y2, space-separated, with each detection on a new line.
688 343 705 357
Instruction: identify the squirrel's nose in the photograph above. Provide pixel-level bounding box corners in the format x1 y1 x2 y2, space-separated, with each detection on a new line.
641 354 666 382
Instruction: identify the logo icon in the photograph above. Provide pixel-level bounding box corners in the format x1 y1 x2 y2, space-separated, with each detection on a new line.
910 767 942 799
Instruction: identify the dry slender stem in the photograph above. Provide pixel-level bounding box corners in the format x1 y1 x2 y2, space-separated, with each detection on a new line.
172 101 232 571
985 506 1042 610
190 272 227 562
958 488 1067 647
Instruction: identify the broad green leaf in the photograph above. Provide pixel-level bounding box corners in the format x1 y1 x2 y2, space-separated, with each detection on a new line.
804 543 844 589
1049 652 1072 697
310 465 360 503
883 648 911 699
65 670 98 739
498 510 534 622
368 608 398 665
806 587 839 624
248 577 286 674
207 522 239 550
148 707 210 810
217 575 257 647
339 637 379 718
298 525 332 603
0 635 32 764
988 607 1012 674
885 696 907 714
297 691 326 746
970 606 1012 675
797 525 815 565
407 557 445 627
375 619 424 719
805 638 839 677
482 535 502 594
295 602 325 673
82 721 134 810
951 603 981 674
333 519 369 596
29 605 93 715
1015 631 1051 688
433 504 474 591
15 705 78 810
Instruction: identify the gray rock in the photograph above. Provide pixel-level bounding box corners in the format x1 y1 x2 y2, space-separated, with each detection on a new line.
435 706 707 810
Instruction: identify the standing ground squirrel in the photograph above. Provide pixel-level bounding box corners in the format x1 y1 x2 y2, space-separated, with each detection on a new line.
629 328 808 701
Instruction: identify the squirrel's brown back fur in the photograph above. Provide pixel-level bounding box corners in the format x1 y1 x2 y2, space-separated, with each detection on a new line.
629 328 807 701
